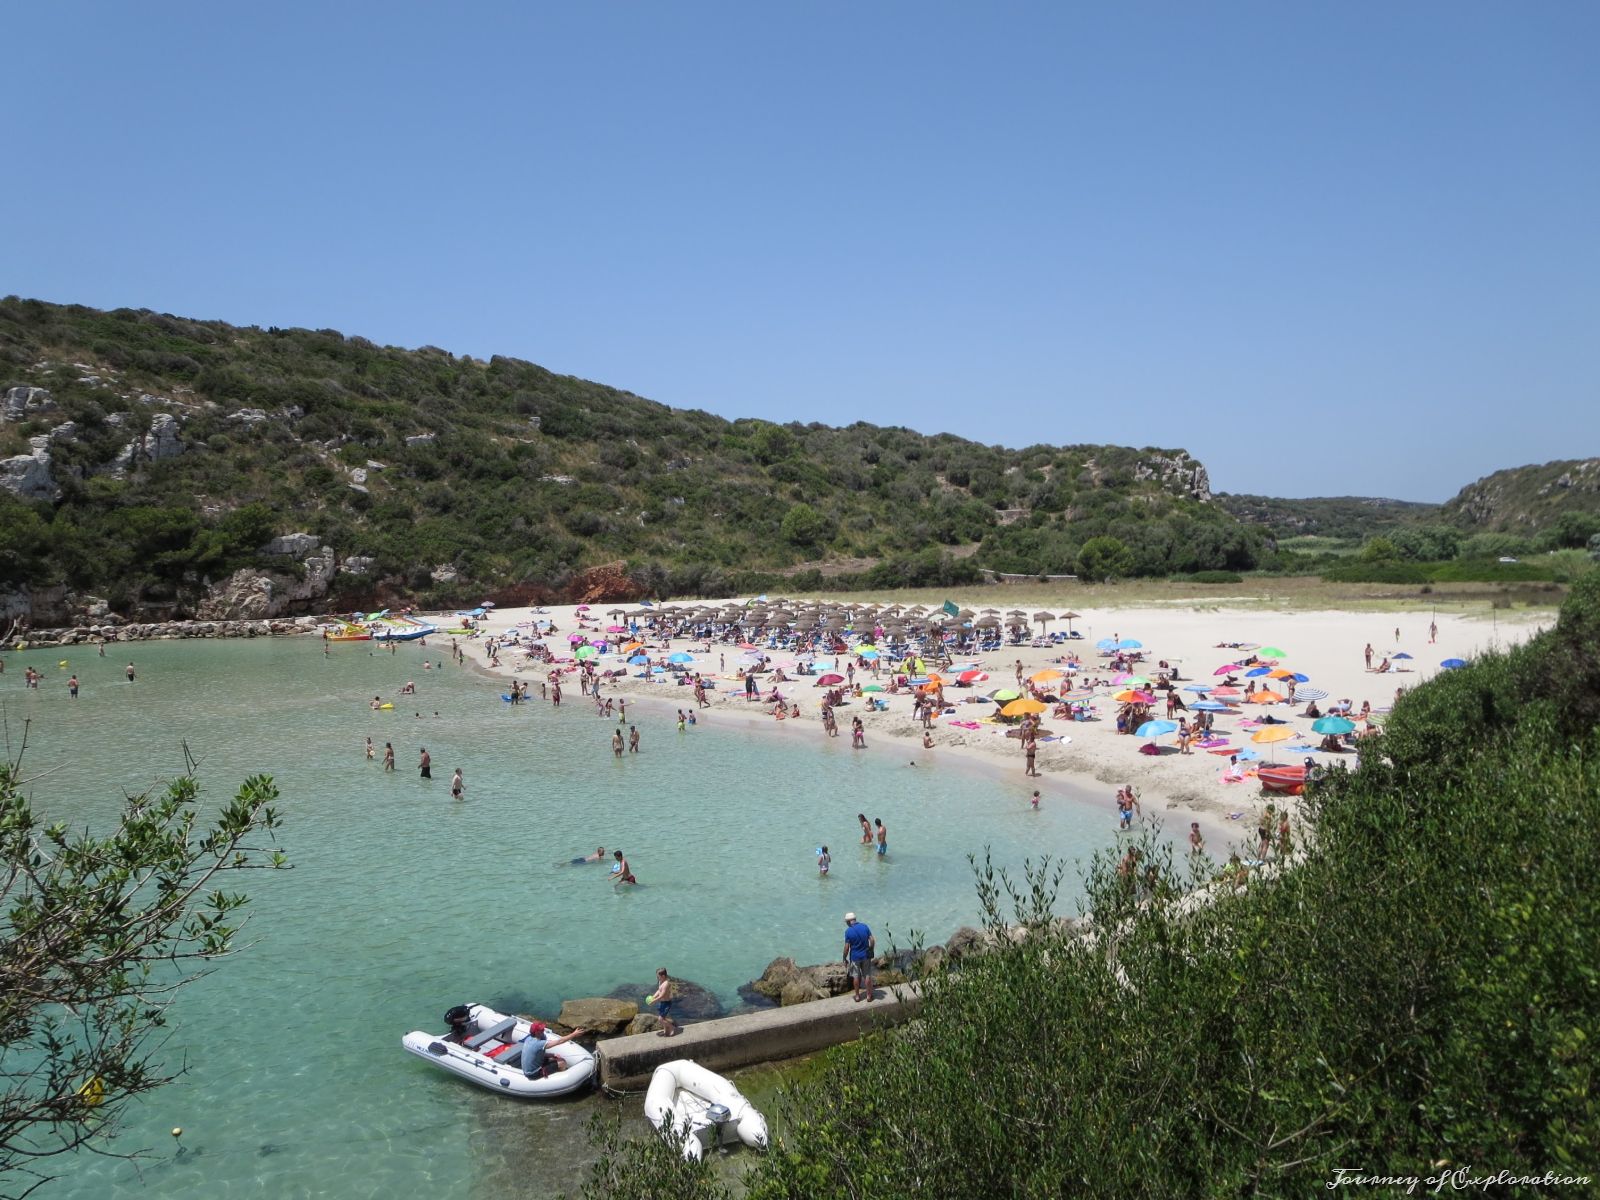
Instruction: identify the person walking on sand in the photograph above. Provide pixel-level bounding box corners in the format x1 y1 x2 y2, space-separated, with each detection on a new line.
628 725 640 753
1429 619 1438 644
383 742 395 771
1363 643 1373 670
418 747 432 779
1258 805 1275 859
1024 732 1039 777
874 817 887 857
450 768 464 799
843 913 876 1002
647 968 678 1037
1277 809 1291 858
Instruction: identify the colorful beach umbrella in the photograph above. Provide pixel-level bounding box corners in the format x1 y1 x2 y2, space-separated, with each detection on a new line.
1212 686 1243 698
1136 719 1178 739
1441 658 1468 669
1000 699 1047 717
959 669 989 684
1030 669 1065 683
1257 646 1287 659
1312 716 1356 735
668 651 695 664
575 645 597 660
628 655 649 665
1251 723 1295 763
1191 699 1231 712
1245 666 1273 677
1250 689 1285 703
990 688 1021 702
1295 687 1329 701
1182 684 1214 694
1213 663 1241 676
1113 689 1155 704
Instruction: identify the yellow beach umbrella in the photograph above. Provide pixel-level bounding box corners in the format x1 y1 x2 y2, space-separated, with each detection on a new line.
1001 698 1047 717
1250 689 1285 704
1251 723 1296 764
1030 668 1065 683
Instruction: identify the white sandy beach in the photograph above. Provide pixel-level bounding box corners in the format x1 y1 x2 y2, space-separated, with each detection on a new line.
434 596 1551 841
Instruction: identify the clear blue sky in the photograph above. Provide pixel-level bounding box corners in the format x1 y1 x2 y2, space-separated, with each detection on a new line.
6 2 1596 501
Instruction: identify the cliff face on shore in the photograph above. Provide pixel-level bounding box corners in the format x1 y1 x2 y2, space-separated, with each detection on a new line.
0 297 1253 624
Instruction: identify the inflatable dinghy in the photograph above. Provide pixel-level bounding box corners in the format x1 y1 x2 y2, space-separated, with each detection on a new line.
643 1059 768 1160
401 1003 594 1098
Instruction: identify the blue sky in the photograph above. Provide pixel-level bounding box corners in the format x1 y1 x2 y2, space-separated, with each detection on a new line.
5 2 1595 501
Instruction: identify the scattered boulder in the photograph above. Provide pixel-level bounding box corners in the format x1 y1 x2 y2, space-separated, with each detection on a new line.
262 532 322 557
554 997 637 1036
227 408 272 427
750 957 802 1002
944 926 985 961
2 386 55 421
405 432 437 448
48 421 77 443
0 437 58 500
779 978 823 1007
625 1012 661 1036
340 556 376 576
142 413 183 461
803 961 851 998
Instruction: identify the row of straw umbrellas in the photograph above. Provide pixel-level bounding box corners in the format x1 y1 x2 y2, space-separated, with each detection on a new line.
605 601 1082 637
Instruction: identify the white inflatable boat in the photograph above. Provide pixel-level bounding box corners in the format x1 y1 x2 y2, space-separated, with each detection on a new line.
401 1003 595 1098
643 1059 769 1161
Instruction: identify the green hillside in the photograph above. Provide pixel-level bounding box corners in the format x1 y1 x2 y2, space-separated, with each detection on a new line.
0 297 1257 615
1215 493 1439 541
1439 459 1600 533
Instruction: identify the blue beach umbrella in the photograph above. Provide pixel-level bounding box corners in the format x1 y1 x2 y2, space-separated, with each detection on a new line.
1182 684 1213 694
1311 716 1356 735
1191 700 1230 712
1283 672 1310 683
1135 719 1178 739
1393 652 1414 661
1235 748 1261 761
628 654 649 665
668 651 695 664
1440 658 1468 670
1245 666 1273 677
860 649 880 660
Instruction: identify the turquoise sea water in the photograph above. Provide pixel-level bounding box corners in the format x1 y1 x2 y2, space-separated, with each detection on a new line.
5 637 1146 1197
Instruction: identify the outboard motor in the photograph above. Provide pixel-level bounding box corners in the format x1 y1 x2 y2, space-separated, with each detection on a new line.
704 1103 733 1149
444 1005 474 1039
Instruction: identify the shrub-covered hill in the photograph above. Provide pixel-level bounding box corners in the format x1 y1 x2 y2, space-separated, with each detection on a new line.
0 297 1260 615
1439 458 1600 534
1215 493 1439 541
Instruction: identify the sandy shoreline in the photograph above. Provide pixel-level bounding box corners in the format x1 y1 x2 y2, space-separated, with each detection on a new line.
426 594 1551 851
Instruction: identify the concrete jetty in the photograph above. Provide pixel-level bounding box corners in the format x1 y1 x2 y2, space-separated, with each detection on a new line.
596 984 921 1090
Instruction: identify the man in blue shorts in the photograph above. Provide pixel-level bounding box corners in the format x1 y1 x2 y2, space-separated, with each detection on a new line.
843 912 876 1002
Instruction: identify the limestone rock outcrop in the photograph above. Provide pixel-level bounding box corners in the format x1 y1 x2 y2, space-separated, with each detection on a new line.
0 436 59 500
1 386 56 422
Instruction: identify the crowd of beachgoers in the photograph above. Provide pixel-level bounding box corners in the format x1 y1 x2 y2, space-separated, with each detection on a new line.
343 595 1549 849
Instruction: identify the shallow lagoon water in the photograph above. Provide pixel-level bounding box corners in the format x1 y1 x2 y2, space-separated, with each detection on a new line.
6 637 1149 1197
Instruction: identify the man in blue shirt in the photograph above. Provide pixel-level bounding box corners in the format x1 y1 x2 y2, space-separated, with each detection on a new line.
843 912 876 1002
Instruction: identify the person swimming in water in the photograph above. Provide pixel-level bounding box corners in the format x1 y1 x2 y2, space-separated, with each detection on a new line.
570 845 606 865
